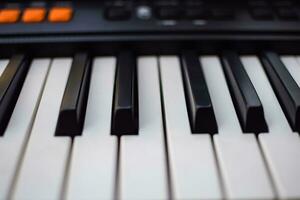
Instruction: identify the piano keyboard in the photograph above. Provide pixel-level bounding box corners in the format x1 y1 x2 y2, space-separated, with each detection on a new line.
0 52 300 200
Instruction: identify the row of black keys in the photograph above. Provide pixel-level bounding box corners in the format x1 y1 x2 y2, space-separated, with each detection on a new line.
0 51 299 137
0 53 138 137
187 51 300 134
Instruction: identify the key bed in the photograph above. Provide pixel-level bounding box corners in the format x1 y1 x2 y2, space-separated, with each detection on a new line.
0 52 299 199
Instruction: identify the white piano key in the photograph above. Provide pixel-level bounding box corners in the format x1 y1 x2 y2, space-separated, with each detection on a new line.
281 56 300 88
201 56 274 199
201 57 240 134
12 58 72 200
242 56 300 199
159 56 222 200
65 57 117 200
241 56 294 134
0 59 50 199
0 59 9 75
241 56 292 134
259 134 300 199
120 57 168 200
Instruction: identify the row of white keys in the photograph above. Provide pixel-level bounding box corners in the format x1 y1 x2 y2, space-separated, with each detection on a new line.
12 58 73 200
0 59 50 199
242 56 300 199
119 57 168 199
201 56 274 199
65 57 118 200
159 56 222 199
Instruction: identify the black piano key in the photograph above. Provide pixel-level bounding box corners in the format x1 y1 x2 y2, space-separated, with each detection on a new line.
0 55 30 136
111 52 138 135
181 51 218 134
260 51 300 132
221 51 268 133
55 53 91 137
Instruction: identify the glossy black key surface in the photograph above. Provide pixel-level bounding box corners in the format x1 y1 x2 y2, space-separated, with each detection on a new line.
181 51 218 134
0 55 29 136
221 51 268 133
261 51 300 132
55 53 91 137
111 52 138 135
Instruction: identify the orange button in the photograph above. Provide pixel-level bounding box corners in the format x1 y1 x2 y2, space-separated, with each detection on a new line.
48 7 73 22
0 9 20 23
22 8 46 23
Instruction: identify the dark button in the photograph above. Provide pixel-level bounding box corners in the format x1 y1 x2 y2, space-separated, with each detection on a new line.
185 0 204 6
273 0 293 7
211 8 235 20
155 0 179 6
105 0 131 7
111 52 138 135
260 52 300 132
0 55 30 136
221 51 268 133
55 53 91 137
185 8 210 19
251 8 274 20
248 0 268 7
105 6 131 20
277 8 298 20
156 6 182 19
181 51 218 134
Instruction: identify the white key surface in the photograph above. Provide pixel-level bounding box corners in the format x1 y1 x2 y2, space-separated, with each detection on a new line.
241 56 293 134
201 56 274 199
12 58 72 200
159 56 222 199
200 57 241 134
281 56 300 88
0 59 50 199
295 56 300 86
242 56 300 199
65 57 118 200
119 57 168 200
0 59 9 76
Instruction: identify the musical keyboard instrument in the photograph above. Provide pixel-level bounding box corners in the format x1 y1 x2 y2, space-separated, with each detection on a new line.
0 0 300 199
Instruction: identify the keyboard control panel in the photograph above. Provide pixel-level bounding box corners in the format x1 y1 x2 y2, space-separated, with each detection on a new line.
1 0 300 36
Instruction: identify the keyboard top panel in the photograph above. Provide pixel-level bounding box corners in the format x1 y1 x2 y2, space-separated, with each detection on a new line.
1 0 300 36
